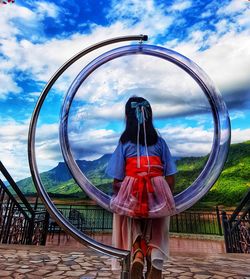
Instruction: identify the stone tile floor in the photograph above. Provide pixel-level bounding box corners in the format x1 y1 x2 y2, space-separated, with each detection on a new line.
0 244 249 279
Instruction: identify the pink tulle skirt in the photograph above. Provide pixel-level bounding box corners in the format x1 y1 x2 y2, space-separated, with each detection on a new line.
110 175 176 218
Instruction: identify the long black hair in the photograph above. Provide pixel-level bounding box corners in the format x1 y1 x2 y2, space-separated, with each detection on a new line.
120 96 158 146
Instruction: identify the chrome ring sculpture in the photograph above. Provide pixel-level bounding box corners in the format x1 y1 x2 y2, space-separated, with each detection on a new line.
28 35 230 279
60 44 231 215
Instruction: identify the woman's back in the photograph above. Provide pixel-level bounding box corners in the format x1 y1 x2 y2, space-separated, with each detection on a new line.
106 137 177 180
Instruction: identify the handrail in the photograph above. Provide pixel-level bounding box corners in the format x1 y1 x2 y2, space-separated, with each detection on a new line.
229 189 250 224
231 206 250 231
222 188 250 253
0 163 49 246
0 179 31 220
0 161 34 214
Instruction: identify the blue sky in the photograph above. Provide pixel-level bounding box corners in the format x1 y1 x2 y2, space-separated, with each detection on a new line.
0 0 249 180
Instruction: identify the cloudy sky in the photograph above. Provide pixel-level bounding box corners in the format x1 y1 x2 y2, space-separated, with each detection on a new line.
0 0 249 180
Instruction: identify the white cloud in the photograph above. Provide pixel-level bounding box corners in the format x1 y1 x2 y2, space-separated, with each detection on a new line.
36 1 61 18
217 0 249 15
50 24 249 124
169 0 192 12
107 0 174 37
0 2 61 41
237 7 250 27
0 119 30 180
0 5 36 40
216 0 250 30
0 2 63 99
231 128 250 144
1 0 248 110
160 124 250 157
58 121 223 161
108 0 155 19
229 111 245 121
195 30 250 94
168 20 250 107
68 52 209 121
201 10 212 18
160 125 213 157
215 19 229 34
47 14 250 119
0 119 61 180
1 30 207 116
69 128 119 159
0 72 22 99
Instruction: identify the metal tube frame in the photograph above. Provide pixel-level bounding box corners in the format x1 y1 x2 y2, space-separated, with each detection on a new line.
59 43 231 214
28 35 148 279
28 34 231 278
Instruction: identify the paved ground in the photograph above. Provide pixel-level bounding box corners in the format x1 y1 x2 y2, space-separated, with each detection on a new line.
0 244 249 279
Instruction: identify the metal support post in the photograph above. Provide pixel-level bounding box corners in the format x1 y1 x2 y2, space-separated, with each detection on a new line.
120 253 131 279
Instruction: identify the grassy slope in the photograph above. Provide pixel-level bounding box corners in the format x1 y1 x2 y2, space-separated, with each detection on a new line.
178 141 250 207
203 140 250 206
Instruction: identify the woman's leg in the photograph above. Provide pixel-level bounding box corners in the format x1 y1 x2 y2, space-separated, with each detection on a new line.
145 216 170 278
112 214 145 277
130 220 145 279
111 214 132 271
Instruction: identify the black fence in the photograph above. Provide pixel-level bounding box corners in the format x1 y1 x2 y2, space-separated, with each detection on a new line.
49 204 223 236
222 189 250 253
52 205 113 234
170 209 223 235
0 161 49 245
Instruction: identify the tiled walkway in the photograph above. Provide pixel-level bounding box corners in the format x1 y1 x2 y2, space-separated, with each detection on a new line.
0 242 249 279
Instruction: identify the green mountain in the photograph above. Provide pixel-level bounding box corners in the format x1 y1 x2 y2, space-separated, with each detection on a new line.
201 140 250 206
17 154 113 198
175 140 250 207
16 141 250 206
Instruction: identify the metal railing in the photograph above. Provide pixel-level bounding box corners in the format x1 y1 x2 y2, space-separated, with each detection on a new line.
46 204 223 236
0 161 49 245
170 207 223 235
222 189 250 253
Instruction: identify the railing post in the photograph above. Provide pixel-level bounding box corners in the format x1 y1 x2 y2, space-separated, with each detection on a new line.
41 211 50 245
34 194 39 211
216 206 223 235
27 212 35 245
102 209 105 231
221 211 231 253
120 253 131 279
2 200 15 243
176 214 179 233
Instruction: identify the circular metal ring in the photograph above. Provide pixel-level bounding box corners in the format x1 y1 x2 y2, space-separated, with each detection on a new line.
60 44 231 215
28 36 149 264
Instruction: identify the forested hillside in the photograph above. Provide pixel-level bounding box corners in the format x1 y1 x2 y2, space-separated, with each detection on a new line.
17 141 250 207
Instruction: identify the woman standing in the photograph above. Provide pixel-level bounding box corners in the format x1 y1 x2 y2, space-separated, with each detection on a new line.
106 96 177 279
